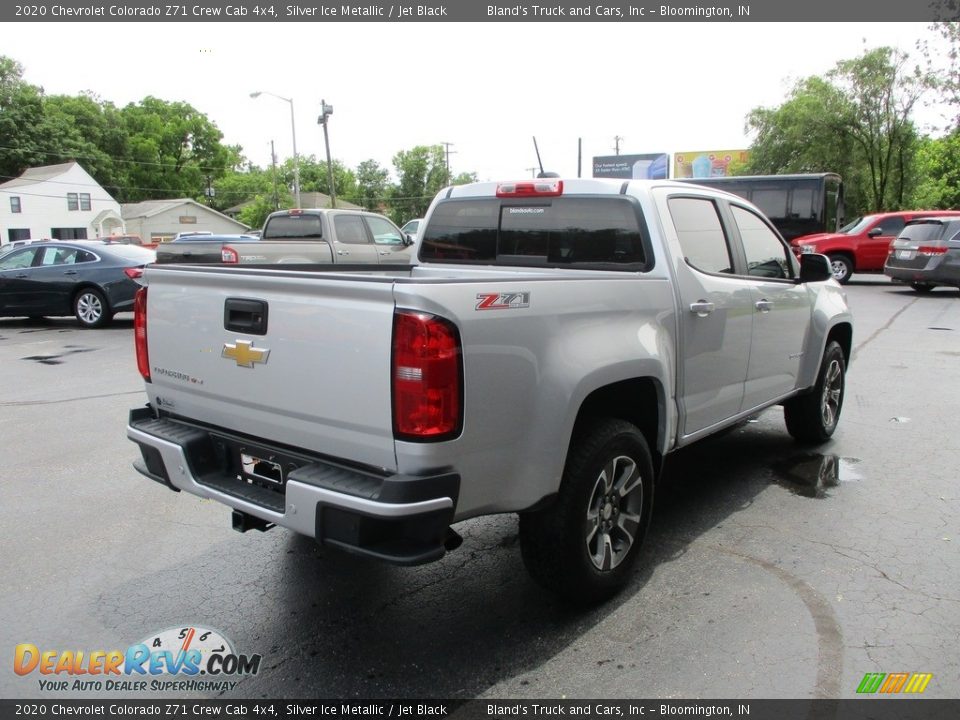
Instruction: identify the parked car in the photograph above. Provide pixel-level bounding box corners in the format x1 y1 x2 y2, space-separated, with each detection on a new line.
0 238 48 258
155 234 260 265
0 241 155 328
172 231 214 241
101 234 158 250
791 210 960 284
884 218 960 292
400 218 423 240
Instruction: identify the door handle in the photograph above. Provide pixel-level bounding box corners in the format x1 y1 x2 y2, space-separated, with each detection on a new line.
755 300 773 313
337 250 349 256
15 273 28 279
63 270 78 276
689 301 715 317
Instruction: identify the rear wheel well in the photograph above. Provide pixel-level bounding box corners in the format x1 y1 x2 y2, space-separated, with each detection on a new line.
573 378 662 473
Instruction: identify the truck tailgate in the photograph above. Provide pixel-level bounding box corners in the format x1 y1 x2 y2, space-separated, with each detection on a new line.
142 265 399 471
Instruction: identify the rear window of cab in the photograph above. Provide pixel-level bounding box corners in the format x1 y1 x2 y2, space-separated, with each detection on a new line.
418 197 652 270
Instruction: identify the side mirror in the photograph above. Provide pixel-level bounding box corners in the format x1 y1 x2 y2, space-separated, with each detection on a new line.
404 233 415 247
867 227 883 237
799 252 833 283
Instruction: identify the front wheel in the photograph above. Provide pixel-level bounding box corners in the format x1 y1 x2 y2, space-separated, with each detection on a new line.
74 288 111 328
910 282 935 293
828 254 854 284
520 418 654 605
784 341 846 443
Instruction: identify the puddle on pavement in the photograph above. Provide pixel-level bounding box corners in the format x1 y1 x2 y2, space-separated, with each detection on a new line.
772 453 863 499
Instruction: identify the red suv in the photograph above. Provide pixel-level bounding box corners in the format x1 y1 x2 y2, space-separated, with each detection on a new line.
791 210 960 283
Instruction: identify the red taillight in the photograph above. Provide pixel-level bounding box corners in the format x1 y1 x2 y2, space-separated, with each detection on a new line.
392 311 462 441
124 267 144 280
134 287 150 382
496 179 563 197
917 246 948 256
221 246 239 263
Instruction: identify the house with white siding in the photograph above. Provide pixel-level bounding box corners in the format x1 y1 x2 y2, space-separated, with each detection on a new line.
0 162 124 245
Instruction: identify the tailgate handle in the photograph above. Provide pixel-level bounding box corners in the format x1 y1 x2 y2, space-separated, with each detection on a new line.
224 298 268 335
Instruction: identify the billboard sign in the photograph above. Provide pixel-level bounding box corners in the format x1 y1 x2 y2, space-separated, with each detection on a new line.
674 149 750 179
593 153 669 180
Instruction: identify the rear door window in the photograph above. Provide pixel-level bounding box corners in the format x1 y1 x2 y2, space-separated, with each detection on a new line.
419 197 649 270
333 215 370 245
668 197 734 275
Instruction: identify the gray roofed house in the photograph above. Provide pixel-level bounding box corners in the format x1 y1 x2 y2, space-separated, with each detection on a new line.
121 198 249 243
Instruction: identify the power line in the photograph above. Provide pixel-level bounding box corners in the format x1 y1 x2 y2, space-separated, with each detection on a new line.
0 143 237 174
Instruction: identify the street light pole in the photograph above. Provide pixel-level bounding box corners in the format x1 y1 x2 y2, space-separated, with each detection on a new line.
318 99 335 209
251 91 301 209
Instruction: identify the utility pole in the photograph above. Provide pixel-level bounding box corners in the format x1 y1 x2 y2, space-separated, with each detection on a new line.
441 141 456 185
613 135 624 155
270 140 280 210
318 99 336 208
526 167 537 178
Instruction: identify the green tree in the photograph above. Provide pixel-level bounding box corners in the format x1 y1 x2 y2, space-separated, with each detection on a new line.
354 159 390 211
745 47 928 215
388 145 448 224
44 92 127 197
118 96 237 203
919 21 960 130
0 56 56 179
238 192 291 230
830 47 926 211
909 130 960 207
293 155 358 206
451 171 478 185
210 166 277 213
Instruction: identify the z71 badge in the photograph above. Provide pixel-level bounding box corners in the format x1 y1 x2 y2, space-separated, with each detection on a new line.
475 291 531 311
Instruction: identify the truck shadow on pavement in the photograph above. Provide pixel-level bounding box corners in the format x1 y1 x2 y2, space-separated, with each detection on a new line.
186 418 830 699
87 415 847 700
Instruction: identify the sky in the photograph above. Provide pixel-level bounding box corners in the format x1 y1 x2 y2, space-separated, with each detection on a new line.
2 22 951 183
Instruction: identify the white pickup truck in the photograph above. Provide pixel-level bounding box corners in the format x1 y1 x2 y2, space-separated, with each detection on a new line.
127 178 852 604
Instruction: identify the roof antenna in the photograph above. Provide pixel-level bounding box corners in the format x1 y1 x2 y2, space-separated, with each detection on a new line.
532 136 560 179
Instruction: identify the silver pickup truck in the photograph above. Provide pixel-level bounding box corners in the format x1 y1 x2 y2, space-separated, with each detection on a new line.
155 209 415 265
127 178 852 604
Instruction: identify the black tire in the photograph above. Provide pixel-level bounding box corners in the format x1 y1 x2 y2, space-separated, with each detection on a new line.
828 254 854 284
74 288 111 328
910 283 935 293
519 418 654 605
784 341 846 444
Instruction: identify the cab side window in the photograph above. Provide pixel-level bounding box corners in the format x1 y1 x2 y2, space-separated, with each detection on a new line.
333 215 370 245
668 197 734 275
732 205 793 279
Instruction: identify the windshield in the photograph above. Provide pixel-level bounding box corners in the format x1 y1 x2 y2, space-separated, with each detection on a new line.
420 197 648 269
263 214 324 239
837 215 877 235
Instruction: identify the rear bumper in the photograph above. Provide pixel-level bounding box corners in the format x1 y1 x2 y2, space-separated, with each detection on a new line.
127 407 459 565
885 263 959 286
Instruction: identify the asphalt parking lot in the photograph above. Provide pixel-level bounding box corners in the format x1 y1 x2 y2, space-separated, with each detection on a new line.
1 276 958 701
